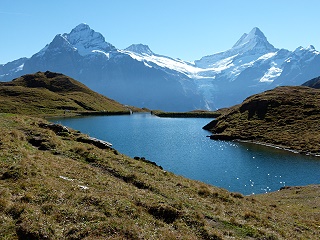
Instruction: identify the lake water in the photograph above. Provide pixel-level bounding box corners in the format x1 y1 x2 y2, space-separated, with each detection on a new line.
50 113 320 195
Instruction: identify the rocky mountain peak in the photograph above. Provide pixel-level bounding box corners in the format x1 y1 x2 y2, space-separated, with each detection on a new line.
62 23 116 56
195 27 277 68
47 34 75 52
70 23 91 33
232 27 276 53
125 44 154 55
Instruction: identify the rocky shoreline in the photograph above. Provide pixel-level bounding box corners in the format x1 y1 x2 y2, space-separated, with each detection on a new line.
237 139 320 157
207 133 320 157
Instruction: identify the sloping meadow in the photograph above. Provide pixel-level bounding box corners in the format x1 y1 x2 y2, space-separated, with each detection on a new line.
0 114 319 239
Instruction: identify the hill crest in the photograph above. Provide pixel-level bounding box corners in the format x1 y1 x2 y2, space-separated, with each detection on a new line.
204 86 320 155
3 71 91 93
0 71 130 115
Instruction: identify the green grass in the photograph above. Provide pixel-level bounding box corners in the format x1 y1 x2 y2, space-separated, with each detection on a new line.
0 114 319 239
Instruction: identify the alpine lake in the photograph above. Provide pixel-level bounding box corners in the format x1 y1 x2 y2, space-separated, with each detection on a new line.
50 113 320 195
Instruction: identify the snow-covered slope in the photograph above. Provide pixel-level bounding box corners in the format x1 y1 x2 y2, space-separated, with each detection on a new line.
121 44 203 79
1 24 320 110
0 57 27 78
62 23 116 56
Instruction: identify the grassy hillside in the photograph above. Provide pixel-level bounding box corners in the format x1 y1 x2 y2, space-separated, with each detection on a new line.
0 71 130 116
0 114 319 239
0 74 319 239
203 86 320 155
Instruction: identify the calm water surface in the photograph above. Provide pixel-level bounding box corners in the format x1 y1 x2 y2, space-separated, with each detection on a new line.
51 113 320 195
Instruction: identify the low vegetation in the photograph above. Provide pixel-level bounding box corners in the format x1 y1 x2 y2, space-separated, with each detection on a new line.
204 86 320 155
0 73 319 239
0 71 131 116
0 114 319 239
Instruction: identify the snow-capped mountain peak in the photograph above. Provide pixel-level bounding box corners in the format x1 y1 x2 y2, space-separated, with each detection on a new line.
62 23 116 56
125 44 154 56
307 45 316 51
70 23 90 32
1 24 320 112
248 27 266 39
232 27 265 48
195 27 276 68
48 34 74 50
231 27 275 53
232 33 248 48
294 45 320 55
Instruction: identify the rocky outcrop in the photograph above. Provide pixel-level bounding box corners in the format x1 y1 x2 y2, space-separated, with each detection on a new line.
39 122 70 134
77 136 112 149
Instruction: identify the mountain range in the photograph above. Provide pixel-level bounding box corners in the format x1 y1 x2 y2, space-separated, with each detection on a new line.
1 24 320 111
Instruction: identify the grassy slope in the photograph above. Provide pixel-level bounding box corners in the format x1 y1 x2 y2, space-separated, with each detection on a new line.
0 73 319 239
0 71 130 116
204 86 320 155
0 114 319 239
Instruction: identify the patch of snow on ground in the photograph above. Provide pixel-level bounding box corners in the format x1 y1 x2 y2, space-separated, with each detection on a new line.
60 175 89 190
78 185 89 190
59 176 74 181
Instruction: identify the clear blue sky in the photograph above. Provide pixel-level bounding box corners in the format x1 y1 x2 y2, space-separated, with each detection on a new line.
1 0 319 64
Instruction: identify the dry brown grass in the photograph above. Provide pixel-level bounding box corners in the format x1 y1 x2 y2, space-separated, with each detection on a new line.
0 71 130 116
204 86 320 155
0 114 319 239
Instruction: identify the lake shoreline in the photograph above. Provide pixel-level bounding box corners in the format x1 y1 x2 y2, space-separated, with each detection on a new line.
2 114 320 239
44 110 145 119
49 110 320 159
51 113 320 195
237 139 320 158
207 132 320 158
151 110 221 118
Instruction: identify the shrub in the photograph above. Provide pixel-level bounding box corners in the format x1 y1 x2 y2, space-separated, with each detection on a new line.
231 192 244 198
148 204 181 223
198 185 211 197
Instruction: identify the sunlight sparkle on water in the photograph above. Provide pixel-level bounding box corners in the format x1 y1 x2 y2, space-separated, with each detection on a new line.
51 114 320 195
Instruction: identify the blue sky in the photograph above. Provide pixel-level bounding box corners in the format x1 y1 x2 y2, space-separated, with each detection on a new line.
1 0 319 64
